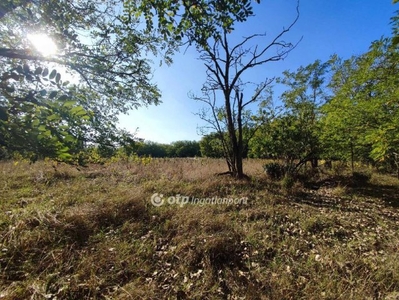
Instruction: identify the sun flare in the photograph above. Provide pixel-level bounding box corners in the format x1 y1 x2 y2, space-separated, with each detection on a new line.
27 33 58 57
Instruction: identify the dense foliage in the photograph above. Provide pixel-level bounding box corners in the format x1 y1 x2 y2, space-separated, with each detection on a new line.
135 140 200 158
0 0 263 163
321 39 399 172
0 0 165 162
248 23 399 176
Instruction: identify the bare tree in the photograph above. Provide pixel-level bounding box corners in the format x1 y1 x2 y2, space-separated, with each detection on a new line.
192 3 301 179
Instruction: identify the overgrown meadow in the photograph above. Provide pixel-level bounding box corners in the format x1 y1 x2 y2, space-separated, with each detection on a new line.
1 158 399 299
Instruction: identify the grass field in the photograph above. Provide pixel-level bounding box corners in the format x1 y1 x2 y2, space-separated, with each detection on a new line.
1 158 399 299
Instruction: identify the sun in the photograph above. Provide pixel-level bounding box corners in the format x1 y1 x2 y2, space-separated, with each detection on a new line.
27 33 58 57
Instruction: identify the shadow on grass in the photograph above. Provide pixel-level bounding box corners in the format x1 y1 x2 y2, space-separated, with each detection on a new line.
295 174 399 212
349 182 399 208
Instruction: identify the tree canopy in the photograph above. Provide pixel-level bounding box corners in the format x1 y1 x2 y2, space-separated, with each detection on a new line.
0 0 163 161
125 0 258 47
321 37 399 172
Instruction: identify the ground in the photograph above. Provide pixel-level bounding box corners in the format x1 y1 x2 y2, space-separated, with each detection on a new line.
0 158 399 299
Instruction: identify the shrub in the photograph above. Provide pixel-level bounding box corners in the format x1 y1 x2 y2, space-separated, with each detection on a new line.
0 146 10 160
264 162 286 180
332 161 347 176
281 174 296 190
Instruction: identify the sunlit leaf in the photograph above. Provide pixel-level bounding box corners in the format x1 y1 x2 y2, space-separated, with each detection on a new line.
47 114 59 121
63 100 76 107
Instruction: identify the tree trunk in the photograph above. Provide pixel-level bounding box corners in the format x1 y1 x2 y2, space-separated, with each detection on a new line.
393 152 399 179
223 85 242 178
235 91 244 179
324 160 332 169
311 157 318 169
236 155 244 178
350 141 354 174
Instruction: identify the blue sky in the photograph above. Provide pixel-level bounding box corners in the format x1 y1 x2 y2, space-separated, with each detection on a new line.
119 0 397 144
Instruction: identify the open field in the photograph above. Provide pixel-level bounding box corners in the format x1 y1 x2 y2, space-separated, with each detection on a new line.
1 158 399 299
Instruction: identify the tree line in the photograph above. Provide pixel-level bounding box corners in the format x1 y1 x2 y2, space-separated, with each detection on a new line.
0 0 398 178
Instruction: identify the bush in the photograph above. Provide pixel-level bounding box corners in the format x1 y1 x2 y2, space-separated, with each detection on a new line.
0 146 10 160
281 174 296 190
264 162 286 180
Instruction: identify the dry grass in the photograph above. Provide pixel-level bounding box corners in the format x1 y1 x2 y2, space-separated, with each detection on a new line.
1 158 399 299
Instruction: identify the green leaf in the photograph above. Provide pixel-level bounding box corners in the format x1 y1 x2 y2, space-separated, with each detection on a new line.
70 106 87 116
75 110 87 116
49 91 58 99
23 64 30 73
63 100 76 107
47 114 59 121
63 135 76 142
5 86 15 93
35 67 43 75
42 68 49 77
49 69 57 80
58 152 72 161
58 95 70 101
16 65 23 74
55 73 61 83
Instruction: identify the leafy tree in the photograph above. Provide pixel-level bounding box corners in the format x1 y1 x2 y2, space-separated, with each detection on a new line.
277 60 329 169
321 38 399 175
1 1 160 107
135 140 200 158
168 140 200 157
0 0 162 162
136 141 169 158
200 132 227 158
248 60 328 172
320 55 368 171
124 0 258 47
392 1 399 45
